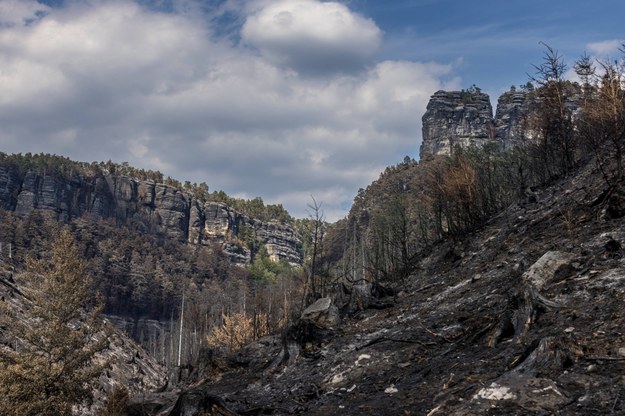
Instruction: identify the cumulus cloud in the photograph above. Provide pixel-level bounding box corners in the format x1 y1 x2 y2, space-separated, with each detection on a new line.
241 0 382 76
0 0 456 220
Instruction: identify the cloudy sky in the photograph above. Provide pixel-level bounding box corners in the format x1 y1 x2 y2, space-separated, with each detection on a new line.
1 0 623 220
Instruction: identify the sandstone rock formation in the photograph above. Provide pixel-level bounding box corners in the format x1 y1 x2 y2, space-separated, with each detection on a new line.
0 166 302 265
421 84 584 159
420 88 495 158
494 87 534 148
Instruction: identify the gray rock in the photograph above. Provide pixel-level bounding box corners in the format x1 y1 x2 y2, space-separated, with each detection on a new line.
0 166 22 211
421 85 585 159
153 184 189 240
494 89 535 148
523 251 575 290
0 165 303 265
301 297 340 330
420 89 496 158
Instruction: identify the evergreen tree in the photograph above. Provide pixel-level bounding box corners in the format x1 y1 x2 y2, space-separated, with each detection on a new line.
0 229 110 416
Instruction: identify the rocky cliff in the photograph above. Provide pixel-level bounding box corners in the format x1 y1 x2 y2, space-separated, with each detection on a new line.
494 88 534 148
421 85 584 158
0 165 302 265
420 88 496 157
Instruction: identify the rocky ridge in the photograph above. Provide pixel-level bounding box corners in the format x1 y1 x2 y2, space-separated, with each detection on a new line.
0 166 302 265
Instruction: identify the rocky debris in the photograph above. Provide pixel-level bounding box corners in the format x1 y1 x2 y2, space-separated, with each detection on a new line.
456 337 576 415
0 165 303 265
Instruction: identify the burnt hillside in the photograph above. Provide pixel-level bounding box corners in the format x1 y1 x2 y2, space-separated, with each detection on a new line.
133 157 625 415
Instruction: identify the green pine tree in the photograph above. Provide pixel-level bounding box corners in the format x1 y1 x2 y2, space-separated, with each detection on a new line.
0 228 110 416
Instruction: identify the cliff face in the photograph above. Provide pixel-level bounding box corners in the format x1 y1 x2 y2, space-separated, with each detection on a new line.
0 166 302 265
420 89 495 157
494 88 534 148
421 85 584 158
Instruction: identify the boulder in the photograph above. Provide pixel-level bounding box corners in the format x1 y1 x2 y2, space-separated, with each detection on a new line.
301 297 340 330
523 251 575 290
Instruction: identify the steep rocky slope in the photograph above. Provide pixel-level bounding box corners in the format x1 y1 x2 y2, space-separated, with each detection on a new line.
141 161 625 415
0 164 301 265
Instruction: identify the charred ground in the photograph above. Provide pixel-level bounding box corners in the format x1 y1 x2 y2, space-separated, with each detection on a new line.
134 156 625 415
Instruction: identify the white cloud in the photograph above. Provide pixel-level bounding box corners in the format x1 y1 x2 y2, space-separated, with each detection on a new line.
0 0 455 220
587 39 623 57
0 0 50 27
241 0 382 75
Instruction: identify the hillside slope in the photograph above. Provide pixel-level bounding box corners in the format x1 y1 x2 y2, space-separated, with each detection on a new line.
147 161 625 415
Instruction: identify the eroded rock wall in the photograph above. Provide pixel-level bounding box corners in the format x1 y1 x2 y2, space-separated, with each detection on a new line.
0 168 302 265
420 89 495 158
421 85 584 158
494 89 534 148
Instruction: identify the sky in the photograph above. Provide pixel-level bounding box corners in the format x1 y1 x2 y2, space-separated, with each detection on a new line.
0 0 623 221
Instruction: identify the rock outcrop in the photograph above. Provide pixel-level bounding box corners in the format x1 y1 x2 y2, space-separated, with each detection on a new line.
421 84 584 158
0 166 302 265
494 88 535 148
420 88 495 157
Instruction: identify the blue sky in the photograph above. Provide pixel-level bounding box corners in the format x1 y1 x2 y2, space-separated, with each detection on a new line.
0 0 623 220
352 0 625 97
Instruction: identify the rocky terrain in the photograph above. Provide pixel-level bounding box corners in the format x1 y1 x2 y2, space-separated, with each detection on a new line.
0 165 302 265
132 160 625 415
